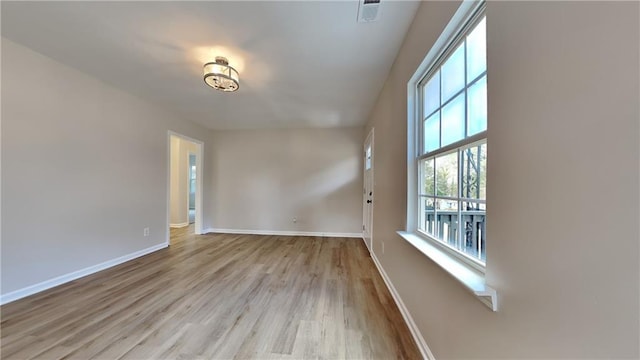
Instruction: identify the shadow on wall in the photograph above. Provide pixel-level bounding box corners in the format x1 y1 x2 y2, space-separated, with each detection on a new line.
297 157 360 199
210 128 364 233
294 156 361 232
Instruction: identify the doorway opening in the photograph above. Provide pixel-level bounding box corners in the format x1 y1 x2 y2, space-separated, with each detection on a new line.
363 128 374 253
168 131 204 244
188 153 196 224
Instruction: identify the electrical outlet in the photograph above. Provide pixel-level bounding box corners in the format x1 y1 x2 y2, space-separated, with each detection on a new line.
143 227 150 237
292 217 297 223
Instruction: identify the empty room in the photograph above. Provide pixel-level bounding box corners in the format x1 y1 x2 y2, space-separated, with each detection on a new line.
1 1 639 359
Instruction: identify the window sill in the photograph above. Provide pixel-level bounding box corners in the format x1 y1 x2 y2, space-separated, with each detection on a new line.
397 231 498 311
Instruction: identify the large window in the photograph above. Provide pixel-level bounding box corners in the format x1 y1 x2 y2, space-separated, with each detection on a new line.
417 12 487 265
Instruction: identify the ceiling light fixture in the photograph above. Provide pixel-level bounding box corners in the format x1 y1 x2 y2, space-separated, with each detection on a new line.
203 56 239 92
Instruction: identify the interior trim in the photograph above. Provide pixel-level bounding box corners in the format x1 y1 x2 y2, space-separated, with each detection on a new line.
0 242 169 305
368 244 436 360
205 228 362 238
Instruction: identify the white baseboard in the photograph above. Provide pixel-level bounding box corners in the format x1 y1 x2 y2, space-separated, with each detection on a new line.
170 222 189 228
204 228 362 238
0 242 169 305
369 246 435 360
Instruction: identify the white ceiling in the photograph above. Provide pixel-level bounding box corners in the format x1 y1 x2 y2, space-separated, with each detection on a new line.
1 1 419 130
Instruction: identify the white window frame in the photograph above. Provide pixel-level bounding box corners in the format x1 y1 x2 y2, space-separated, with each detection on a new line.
416 7 487 271
400 0 497 311
417 140 487 270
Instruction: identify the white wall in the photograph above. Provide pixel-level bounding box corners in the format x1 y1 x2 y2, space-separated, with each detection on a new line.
365 1 639 358
1 38 214 296
169 136 198 226
1 38 364 299
208 128 363 235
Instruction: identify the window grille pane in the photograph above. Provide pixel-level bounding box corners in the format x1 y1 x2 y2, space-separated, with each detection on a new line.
436 199 459 247
423 71 440 117
461 142 487 200
441 93 465 146
421 158 435 195
467 75 487 136
461 201 486 262
435 152 458 197
441 43 465 103
423 112 440 153
419 197 436 236
466 17 486 82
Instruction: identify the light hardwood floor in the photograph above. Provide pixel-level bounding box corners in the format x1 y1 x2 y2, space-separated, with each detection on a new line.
1 226 421 359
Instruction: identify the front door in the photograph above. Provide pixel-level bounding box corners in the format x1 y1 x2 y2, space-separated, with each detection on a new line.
363 129 374 252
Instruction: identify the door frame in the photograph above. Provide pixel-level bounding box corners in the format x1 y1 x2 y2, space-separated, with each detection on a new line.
187 151 197 221
167 131 204 244
363 128 374 252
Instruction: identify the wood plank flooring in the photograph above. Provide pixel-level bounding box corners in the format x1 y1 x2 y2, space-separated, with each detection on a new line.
1 226 421 359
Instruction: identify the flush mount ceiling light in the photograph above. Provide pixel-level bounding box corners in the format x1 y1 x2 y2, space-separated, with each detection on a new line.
203 56 239 92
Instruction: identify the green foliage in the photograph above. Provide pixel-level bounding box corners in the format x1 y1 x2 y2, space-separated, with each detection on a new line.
436 166 455 197
423 143 487 208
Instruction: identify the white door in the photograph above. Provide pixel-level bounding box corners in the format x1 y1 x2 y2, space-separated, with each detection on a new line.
363 129 374 252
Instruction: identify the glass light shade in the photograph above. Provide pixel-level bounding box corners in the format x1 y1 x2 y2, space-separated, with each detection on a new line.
203 57 239 92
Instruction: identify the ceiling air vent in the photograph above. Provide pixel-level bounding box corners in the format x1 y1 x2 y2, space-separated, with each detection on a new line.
357 0 381 23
